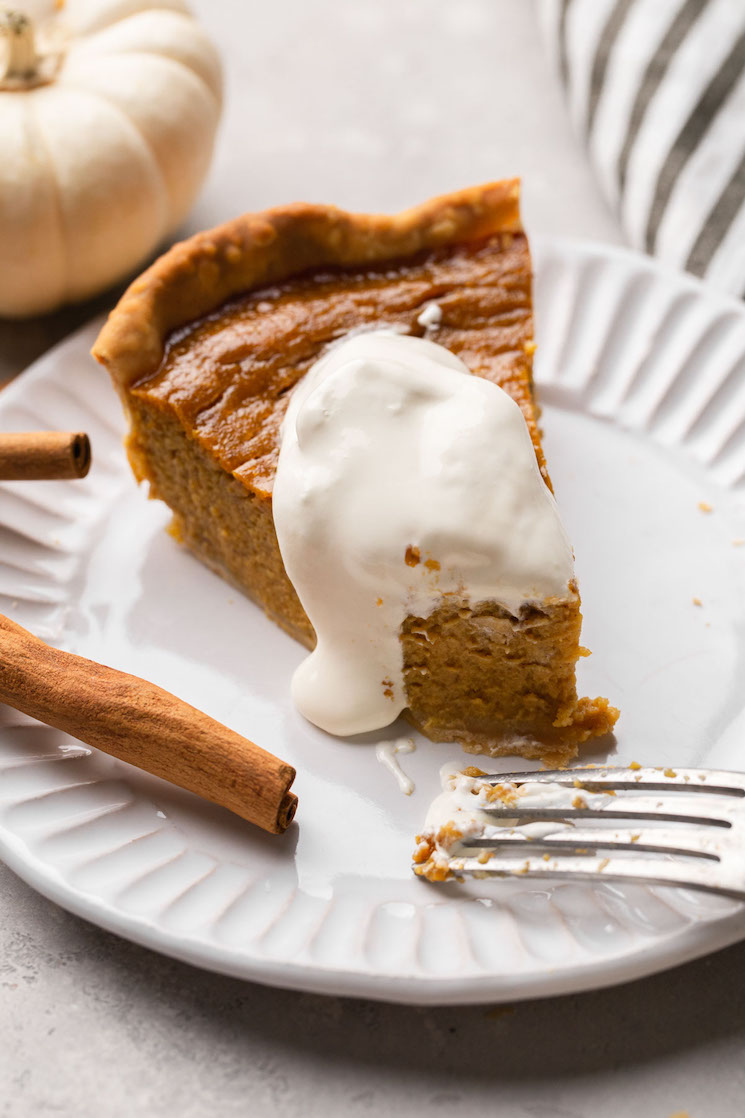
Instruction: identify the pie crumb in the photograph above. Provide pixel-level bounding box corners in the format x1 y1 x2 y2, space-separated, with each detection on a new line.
484 1005 515 1020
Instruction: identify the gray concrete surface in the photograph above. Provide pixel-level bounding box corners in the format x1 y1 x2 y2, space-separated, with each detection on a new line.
1 2 741 1115
4 861 745 1117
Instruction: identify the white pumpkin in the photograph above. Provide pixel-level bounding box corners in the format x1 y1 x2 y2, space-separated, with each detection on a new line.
0 0 222 317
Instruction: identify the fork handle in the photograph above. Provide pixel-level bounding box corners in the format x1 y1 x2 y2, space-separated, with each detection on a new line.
0 614 297 834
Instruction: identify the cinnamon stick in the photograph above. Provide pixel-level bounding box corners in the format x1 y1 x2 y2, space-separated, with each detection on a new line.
0 431 91 480
0 614 297 834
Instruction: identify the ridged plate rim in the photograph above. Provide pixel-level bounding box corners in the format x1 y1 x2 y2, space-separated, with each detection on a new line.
2 235 745 1005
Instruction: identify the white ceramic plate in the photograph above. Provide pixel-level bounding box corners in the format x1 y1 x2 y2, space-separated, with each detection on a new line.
2 237 745 1006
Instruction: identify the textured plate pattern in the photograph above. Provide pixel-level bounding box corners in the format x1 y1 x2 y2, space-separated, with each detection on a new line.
2 240 745 1005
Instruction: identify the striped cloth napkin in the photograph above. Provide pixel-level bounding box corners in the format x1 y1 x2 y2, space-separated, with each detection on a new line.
538 0 745 298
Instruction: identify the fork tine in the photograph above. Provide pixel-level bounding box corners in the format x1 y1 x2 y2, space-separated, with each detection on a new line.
454 853 745 900
484 767 745 797
417 767 745 898
478 799 733 827
459 827 725 860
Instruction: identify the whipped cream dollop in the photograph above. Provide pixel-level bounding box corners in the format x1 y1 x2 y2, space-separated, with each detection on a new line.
272 331 575 737
423 764 610 840
414 765 617 880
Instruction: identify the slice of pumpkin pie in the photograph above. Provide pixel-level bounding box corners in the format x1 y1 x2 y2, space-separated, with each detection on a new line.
94 180 617 764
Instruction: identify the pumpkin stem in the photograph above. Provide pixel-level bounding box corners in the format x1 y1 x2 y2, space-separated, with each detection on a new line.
0 9 41 86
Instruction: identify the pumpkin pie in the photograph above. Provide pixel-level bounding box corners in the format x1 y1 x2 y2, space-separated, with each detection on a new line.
93 180 617 764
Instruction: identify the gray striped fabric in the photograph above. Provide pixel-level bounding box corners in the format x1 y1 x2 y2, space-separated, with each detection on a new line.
538 0 745 298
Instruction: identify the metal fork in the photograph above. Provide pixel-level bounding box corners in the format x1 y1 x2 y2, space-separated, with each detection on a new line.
447 766 745 900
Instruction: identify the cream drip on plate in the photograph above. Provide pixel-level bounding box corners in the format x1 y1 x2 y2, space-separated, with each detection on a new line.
376 737 416 795
272 331 575 737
